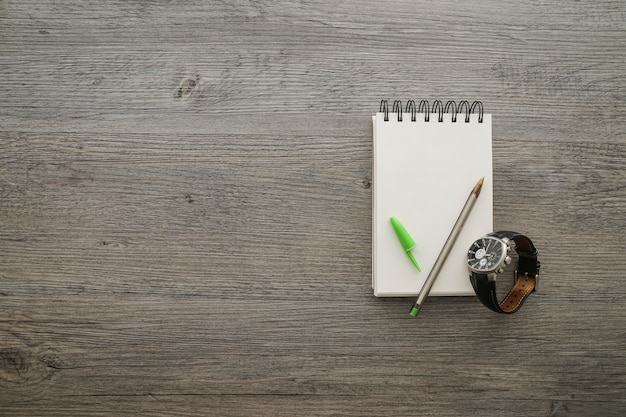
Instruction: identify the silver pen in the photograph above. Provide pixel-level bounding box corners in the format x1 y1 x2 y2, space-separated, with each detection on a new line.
409 177 484 317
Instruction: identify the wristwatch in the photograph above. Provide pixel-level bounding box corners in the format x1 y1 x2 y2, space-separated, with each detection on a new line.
467 231 540 314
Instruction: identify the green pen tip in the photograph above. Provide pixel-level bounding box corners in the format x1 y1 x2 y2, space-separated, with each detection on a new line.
409 307 419 317
407 252 421 272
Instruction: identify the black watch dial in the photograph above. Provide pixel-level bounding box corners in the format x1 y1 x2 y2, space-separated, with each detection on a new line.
467 236 507 273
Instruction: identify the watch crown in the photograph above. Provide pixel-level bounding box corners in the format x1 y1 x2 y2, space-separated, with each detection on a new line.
504 256 511 265
496 268 504 274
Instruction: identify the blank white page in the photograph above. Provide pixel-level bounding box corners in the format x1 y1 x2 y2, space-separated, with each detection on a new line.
372 112 492 296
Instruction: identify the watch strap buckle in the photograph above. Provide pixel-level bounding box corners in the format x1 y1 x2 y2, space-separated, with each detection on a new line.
514 269 539 292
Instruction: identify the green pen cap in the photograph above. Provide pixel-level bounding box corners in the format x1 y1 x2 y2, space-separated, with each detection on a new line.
390 216 421 272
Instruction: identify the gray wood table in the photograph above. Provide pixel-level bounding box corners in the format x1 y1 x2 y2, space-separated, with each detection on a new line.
1 1 625 415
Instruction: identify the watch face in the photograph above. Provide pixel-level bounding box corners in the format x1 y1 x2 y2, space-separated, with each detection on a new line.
467 236 507 273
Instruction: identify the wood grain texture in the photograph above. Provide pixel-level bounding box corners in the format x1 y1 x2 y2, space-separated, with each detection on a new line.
1 0 625 415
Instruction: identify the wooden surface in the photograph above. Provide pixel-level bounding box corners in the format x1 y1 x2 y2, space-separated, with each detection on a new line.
1 1 625 415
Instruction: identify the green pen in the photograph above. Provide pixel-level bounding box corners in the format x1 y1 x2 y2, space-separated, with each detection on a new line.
390 216 421 272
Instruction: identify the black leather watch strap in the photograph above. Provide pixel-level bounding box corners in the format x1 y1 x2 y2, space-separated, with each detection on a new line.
469 231 540 314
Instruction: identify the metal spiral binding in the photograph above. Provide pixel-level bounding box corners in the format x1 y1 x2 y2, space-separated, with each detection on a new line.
406 100 416 121
458 100 470 122
379 99 484 123
432 100 444 122
444 101 457 122
418 100 430 122
392 100 403 122
379 100 389 121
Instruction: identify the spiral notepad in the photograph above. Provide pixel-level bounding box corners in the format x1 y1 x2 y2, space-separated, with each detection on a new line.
372 100 493 297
